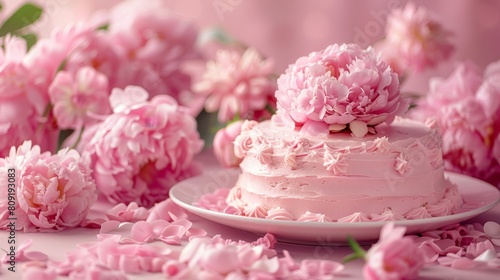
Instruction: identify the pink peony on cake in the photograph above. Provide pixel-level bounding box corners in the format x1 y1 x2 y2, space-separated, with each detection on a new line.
224 43 462 222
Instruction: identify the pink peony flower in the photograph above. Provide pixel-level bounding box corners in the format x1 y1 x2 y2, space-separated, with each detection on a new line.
194 47 277 122
84 86 204 207
0 141 97 232
0 36 56 156
275 43 407 137
49 66 110 130
108 0 204 116
363 223 425 280
213 120 244 168
410 61 500 187
378 2 454 74
66 32 122 87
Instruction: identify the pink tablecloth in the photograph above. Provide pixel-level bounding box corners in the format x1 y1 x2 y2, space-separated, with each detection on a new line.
1 151 499 279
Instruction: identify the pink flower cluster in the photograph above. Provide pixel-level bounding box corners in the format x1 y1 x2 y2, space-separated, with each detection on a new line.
411 61 500 187
194 47 277 123
274 43 408 137
0 0 204 156
0 141 97 232
84 86 204 207
377 2 454 75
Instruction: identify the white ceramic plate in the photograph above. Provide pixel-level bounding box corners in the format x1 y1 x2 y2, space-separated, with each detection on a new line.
170 170 500 244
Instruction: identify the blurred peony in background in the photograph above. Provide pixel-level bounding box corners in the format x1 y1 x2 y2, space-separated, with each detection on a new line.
6 0 499 93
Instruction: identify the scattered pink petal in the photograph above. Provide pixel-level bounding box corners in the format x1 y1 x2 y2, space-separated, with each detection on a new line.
186 228 208 239
22 265 57 280
147 199 188 222
1 239 48 263
299 259 345 277
151 220 172 236
130 221 155 243
161 225 187 239
484 221 500 246
100 221 121 234
81 218 107 228
438 253 479 269
194 188 229 212
250 257 280 274
160 235 182 245
106 202 149 222
474 249 497 263
466 240 496 259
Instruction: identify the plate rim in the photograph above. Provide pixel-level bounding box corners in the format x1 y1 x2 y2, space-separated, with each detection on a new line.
169 171 500 231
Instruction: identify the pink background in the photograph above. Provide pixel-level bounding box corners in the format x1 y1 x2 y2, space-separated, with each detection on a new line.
7 0 500 94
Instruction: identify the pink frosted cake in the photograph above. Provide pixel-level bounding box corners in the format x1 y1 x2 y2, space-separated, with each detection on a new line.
227 117 462 222
224 43 462 222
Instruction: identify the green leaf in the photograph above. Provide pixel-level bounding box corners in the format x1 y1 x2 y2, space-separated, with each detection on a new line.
342 252 362 263
265 104 276 115
342 236 367 263
56 129 75 152
96 23 109 31
0 3 43 37
20 33 37 50
0 3 3 12
57 59 67 73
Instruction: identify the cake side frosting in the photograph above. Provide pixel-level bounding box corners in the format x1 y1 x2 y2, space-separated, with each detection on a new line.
227 117 462 222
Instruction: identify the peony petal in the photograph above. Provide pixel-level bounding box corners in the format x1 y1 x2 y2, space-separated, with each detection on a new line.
187 228 208 239
100 221 121 234
109 86 149 112
484 221 500 238
474 249 497 263
130 221 155 242
23 251 49 262
299 121 329 136
349 120 368 138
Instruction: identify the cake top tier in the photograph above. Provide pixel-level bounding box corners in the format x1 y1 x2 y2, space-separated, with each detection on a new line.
274 43 409 137
234 117 443 177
